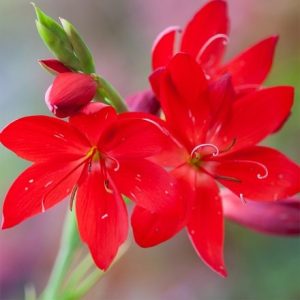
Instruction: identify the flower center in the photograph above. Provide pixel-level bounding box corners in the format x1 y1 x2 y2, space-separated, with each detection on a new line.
189 143 220 168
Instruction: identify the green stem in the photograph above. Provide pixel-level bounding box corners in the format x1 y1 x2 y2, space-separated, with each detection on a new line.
64 253 94 291
61 242 130 300
39 211 80 300
94 75 128 113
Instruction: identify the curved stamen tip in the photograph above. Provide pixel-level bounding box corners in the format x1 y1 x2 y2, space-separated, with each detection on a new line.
197 34 229 61
191 143 220 158
232 159 269 180
105 156 120 171
104 180 113 194
256 163 269 179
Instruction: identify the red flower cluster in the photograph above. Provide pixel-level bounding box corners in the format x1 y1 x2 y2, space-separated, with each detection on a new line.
1 0 299 276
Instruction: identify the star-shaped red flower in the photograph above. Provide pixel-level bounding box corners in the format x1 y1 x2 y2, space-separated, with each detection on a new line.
1 105 179 270
152 0 278 95
132 53 300 276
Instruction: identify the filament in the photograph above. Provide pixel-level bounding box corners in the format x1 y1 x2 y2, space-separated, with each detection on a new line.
196 34 229 62
105 156 120 171
104 179 113 194
232 160 269 180
235 84 261 93
191 143 220 158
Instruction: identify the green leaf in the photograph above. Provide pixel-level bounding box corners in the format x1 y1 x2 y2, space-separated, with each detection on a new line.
60 18 96 73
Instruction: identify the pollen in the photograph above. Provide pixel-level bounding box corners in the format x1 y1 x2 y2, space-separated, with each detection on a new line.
86 146 101 162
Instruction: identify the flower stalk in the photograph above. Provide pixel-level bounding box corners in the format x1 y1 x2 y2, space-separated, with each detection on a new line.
39 211 80 300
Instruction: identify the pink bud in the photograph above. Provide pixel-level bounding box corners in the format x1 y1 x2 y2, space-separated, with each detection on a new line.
39 59 72 74
125 90 160 115
221 189 300 236
45 73 97 118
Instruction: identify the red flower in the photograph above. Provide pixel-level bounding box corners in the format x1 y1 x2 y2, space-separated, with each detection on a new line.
152 0 278 95
45 72 97 118
1 105 179 270
132 53 300 276
221 189 300 236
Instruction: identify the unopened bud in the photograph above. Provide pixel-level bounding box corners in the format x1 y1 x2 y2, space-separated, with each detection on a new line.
60 18 95 74
33 3 81 70
45 72 97 118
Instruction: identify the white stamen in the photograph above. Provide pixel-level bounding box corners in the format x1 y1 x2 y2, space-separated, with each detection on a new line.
104 180 113 194
191 143 220 157
196 34 229 62
232 159 269 180
235 84 261 93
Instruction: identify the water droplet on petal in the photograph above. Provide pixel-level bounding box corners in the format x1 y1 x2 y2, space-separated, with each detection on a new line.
101 213 109 220
44 181 53 188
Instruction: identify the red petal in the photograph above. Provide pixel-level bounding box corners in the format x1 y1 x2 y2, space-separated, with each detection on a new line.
158 54 210 149
187 173 227 277
152 26 181 70
45 73 97 118
206 74 234 139
221 189 300 236
219 36 278 87
76 163 128 270
1 116 90 162
213 146 300 201
131 164 192 247
167 53 207 103
39 59 72 74
131 204 185 247
149 67 166 100
69 106 117 146
102 112 177 159
110 158 178 212
181 0 228 63
2 158 86 229
211 86 294 153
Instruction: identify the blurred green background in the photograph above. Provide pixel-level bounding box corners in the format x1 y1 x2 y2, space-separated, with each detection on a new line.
0 0 299 299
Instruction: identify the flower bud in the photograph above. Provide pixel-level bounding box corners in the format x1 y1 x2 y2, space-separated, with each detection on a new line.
39 59 72 75
221 189 300 236
33 4 81 70
45 73 97 118
60 18 95 74
125 90 160 115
